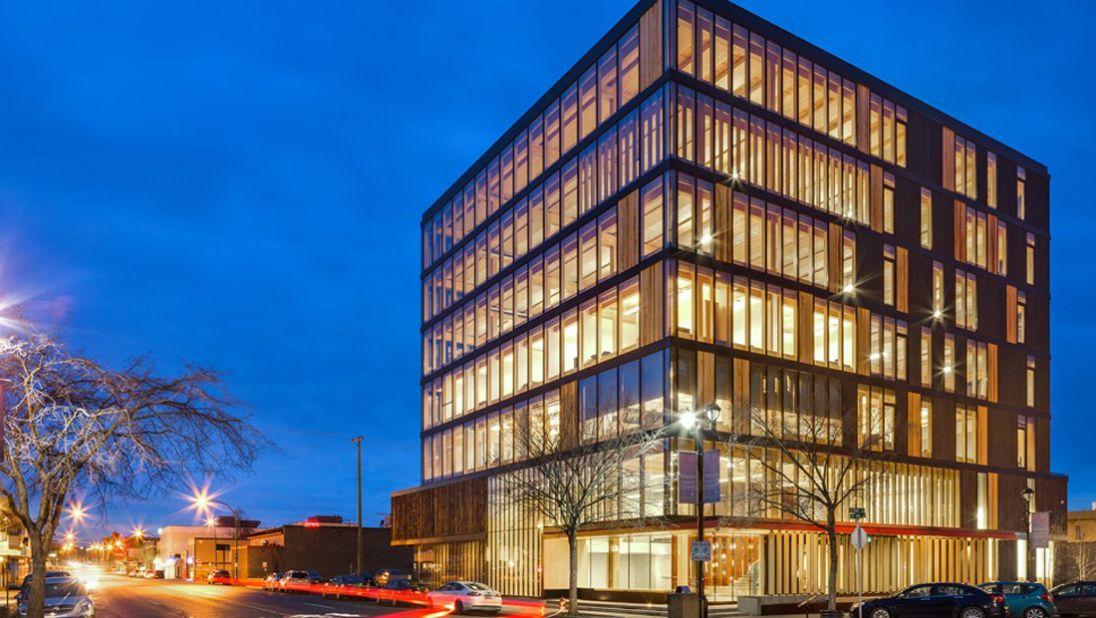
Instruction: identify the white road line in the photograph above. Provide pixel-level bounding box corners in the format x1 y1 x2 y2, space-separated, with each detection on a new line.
303 601 335 609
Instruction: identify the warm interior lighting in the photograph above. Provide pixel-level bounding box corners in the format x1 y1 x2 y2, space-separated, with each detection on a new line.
932 309 942 319
942 365 953 374
699 233 713 247
842 284 855 294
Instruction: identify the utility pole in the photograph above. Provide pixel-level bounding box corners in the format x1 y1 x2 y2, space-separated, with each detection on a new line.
352 435 364 576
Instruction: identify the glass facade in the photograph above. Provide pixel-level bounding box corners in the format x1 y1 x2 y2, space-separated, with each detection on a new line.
398 0 1060 600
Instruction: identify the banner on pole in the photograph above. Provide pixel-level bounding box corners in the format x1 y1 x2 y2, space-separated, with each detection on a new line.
677 451 721 504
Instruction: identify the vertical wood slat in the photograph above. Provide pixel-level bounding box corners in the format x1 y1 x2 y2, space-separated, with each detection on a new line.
988 343 999 403
896 246 909 313
697 350 714 406
798 291 814 363
954 200 966 262
640 261 664 346
977 405 989 465
1005 286 1018 344
908 391 922 457
870 164 884 233
987 213 999 273
856 307 872 376
639 0 663 92
559 379 579 450
942 126 956 190
619 190 640 271
827 223 843 293
732 358 750 434
714 183 731 263
857 84 871 154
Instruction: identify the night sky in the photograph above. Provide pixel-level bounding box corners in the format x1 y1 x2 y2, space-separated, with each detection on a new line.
0 0 1092 540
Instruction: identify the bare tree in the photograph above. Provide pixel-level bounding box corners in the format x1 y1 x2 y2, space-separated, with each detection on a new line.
725 405 884 612
499 416 665 616
0 334 264 617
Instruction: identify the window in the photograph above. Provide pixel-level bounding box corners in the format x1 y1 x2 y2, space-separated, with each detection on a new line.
676 0 695 75
920 327 932 388
965 340 989 400
919 399 932 458
1025 233 1035 285
932 261 944 316
598 47 618 124
1017 291 1026 344
883 172 895 234
954 136 977 199
883 245 896 306
1026 355 1036 408
620 277 640 352
986 151 997 208
579 66 597 140
955 405 978 463
641 178 664 256
1017 416 1028 469
955 270 977 331
561 83 578 154
920 188 933 248
943 333 955 393
619 25 639 105
1017 167 1027 220
857 385 895 451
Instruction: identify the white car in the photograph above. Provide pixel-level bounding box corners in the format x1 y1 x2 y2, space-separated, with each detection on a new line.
428 581 503 614
17 576 94 617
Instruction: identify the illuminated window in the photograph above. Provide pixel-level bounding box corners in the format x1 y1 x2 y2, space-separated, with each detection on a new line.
955 270 978 330
986 151 998 208
1017 416 1028 469
857 385 895 451
1026 355 1036 408
1017 167 1027 220
1017 291 1027 344
919 399 932 457
676 263 695 338
581 298 598 368
732 25 747 98
749 33 764 105
883 245 896 306
883 172 895 234
599 289 617 360
676 0 695 76
620 277 640 352
920 327 932 388
619 25 639 105
932 261 944 315
641 178 664 257
943 334 955 393
598 47 617 124
1025 233 1036 285
955 405 978 463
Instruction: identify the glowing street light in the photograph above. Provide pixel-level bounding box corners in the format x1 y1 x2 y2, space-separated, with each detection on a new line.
132 527 145 539
66 503 85 523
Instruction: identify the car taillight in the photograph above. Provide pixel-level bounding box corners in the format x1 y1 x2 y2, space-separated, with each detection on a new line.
992 594 1005 606
468 591 481 596
1041 592 1052 602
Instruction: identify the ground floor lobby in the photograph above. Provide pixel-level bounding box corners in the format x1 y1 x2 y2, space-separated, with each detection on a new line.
414 525 1055 601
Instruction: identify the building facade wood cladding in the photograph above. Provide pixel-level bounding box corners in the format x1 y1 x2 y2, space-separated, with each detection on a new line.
640 261 664 346
639 0 662 92
391 477 488 543
618 190 640 271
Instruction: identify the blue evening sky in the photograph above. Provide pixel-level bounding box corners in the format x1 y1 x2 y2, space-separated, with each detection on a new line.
0 0 1092 538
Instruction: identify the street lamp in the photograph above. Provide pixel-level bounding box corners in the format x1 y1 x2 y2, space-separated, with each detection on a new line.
1022 486 1035 581
685 402 721 618
190 490 243 582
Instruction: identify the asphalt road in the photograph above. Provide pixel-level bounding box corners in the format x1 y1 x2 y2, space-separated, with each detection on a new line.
90 574 450 618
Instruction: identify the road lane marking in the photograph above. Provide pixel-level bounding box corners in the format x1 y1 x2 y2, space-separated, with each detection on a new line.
303 602 335 608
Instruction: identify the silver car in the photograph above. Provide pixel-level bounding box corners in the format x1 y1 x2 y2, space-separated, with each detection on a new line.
18 576 94 617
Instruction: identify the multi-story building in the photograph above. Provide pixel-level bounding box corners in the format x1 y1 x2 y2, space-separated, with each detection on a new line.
393 0 1065 600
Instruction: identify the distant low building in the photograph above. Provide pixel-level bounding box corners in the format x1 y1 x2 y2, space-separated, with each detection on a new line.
240 516 412 579
158 523 259 580
1056 506 1096 582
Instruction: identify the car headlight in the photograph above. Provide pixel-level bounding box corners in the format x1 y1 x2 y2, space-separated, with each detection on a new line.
77 599 94 615
17 602 26 616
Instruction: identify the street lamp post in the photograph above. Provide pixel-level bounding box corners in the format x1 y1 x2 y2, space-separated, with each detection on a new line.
192 493 242 582
684 402 721 618
1022 486 1035 581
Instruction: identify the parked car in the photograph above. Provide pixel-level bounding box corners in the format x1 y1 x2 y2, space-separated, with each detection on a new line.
1051 581 1096 616
19 571 71 588
16 576 93 617
145 569 165 579
849 583 1006 618
980 581 1056 618
377 579 430 607
428 581 503 614
321 574 373 599
207 569 232 585
372 568 408 587
262 572 282 591
279 570 323 593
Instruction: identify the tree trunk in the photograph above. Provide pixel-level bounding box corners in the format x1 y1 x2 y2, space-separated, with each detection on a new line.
826 523 839 612
567 531 578 617
27 533 48 618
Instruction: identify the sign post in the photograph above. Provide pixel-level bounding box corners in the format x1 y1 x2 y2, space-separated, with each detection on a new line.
850 507 868 618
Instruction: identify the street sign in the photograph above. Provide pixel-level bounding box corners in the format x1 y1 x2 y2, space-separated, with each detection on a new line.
1031 511 1050 549
850 507 866 521
690 540 712 562
851 525 869 550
